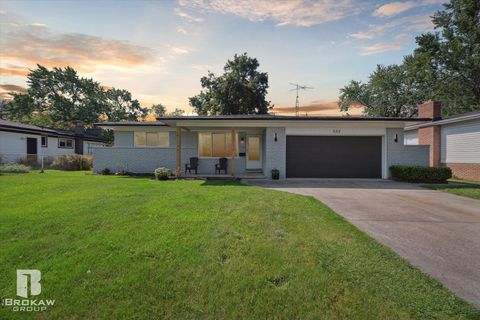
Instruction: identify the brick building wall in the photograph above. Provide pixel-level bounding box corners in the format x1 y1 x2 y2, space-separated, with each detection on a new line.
417 101 441 167
445 163 480 181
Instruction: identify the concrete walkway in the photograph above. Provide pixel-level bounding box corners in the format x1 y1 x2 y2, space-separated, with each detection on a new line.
245 179 480 308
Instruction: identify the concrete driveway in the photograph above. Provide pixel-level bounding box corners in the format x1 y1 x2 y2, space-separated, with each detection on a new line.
245 179 480 308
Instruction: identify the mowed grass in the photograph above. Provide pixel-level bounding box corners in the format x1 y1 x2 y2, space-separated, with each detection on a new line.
423 181 480 200
0 171 478 319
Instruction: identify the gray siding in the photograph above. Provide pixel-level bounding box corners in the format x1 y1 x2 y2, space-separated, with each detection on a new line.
386 128 429 175
94 130 247 174
263 127 286 179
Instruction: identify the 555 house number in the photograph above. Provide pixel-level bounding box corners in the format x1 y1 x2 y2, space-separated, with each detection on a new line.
332 129 341 134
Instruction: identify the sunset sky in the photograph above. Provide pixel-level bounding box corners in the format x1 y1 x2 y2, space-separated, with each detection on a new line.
0 0 444 115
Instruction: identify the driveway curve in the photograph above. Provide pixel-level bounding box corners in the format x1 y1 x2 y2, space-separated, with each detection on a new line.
245 179 480 308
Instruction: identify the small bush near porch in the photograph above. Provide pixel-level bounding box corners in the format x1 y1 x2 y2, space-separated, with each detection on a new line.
0 171 478 319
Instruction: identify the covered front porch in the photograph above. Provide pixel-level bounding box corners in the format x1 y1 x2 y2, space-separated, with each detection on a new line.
93 119 285 178
172 126 266 178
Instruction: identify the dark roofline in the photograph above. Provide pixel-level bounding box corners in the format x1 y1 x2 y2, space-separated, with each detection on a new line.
405 109 480 130
0 120 105 142
156 115 431 121
94 121 168 126
439 109 480 120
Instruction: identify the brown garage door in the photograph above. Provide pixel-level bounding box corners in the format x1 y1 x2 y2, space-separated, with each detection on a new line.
286 136 382 178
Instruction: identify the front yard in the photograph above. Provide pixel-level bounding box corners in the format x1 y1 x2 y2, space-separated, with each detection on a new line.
423 181 480 200
0 171 478 319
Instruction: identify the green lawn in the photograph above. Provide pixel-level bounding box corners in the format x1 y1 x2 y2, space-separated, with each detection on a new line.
0 171 478 319
423 181 480 200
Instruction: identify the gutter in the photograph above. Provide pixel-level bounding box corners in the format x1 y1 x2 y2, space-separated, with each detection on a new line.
405 113 480 131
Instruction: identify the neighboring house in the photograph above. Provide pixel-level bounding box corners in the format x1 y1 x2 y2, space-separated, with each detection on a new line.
0 119 106 163
404 101 480 181
93 114 430 179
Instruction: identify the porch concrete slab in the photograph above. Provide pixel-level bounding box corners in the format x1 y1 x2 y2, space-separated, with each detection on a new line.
244 179 480 308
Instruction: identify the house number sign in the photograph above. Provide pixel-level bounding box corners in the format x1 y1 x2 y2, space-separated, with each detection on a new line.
332 129 341 134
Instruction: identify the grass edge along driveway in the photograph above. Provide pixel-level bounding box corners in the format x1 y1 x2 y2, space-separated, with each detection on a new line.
423 181 480 200
0 171 478 319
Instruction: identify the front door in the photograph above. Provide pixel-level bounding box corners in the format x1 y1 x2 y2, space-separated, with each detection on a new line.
26 137 37 161
246 135 262 169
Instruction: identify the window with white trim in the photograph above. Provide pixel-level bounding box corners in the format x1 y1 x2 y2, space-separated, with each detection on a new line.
198 132 235 157
134 132 169 147
58 138 74 149
41 136 48 147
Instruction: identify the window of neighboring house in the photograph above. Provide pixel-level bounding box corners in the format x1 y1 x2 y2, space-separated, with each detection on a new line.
198 132 234 157
134 132 169 147
41 136 48 147
58 138 74 149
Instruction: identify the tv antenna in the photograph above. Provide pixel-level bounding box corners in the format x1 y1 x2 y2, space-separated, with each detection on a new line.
289 83 313 116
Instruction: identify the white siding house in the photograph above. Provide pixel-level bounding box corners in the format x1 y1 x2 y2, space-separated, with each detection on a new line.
0 119 105 164
440 119 480 164
404 109 480 181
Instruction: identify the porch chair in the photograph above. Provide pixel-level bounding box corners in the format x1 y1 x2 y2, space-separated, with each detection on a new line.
215 157 228 174
185 157 199 174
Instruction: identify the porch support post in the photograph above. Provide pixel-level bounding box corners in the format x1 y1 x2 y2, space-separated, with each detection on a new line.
231 128 236 177
176 127 181 177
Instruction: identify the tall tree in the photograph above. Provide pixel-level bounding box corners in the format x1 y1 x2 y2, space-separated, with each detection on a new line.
189 53 270 115
411 0 480 115
5 65 147 128
104 88 147 121
339 0 480 117
167 108 185 116
151 103 167 117
339 64 427 117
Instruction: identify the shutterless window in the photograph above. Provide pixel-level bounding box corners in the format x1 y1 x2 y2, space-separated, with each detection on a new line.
198 132 234 157
41 136 48 147
58 138 73 148
134 132 169 147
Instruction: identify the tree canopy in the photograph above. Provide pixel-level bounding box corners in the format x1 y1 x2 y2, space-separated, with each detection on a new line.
151 104 167 117
5 65 148 128
151 104 185 117
339 0 480 117
189 53 270 115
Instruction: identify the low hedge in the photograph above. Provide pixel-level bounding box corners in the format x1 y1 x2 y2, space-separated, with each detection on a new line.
390 165 452 183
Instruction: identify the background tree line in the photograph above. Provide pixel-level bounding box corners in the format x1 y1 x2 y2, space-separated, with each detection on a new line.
3 65 184 129
339 0 480 117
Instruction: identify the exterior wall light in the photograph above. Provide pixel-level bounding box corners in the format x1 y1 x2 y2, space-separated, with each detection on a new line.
274 132 278 142
240 137 245 144
394 133 398 143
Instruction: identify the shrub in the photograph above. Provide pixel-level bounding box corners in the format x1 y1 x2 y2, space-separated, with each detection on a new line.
100 168 111 175
115 170 128 176
154 167 170 180
51 154 92 171
17 157 41 168
390 165 452 183
0 163 30 173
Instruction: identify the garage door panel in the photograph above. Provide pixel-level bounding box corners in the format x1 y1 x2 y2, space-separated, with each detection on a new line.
286 136 382 178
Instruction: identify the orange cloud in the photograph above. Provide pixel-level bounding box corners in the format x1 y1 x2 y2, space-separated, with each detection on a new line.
0 10 157 77
0 84 27 93
0 65 30 76
179 0 363 27
373 1 416 17
0 84 27 100
273 101 364 116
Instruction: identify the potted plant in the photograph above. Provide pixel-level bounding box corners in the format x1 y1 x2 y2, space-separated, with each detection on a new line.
271 168 280 180
154 167 171 180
